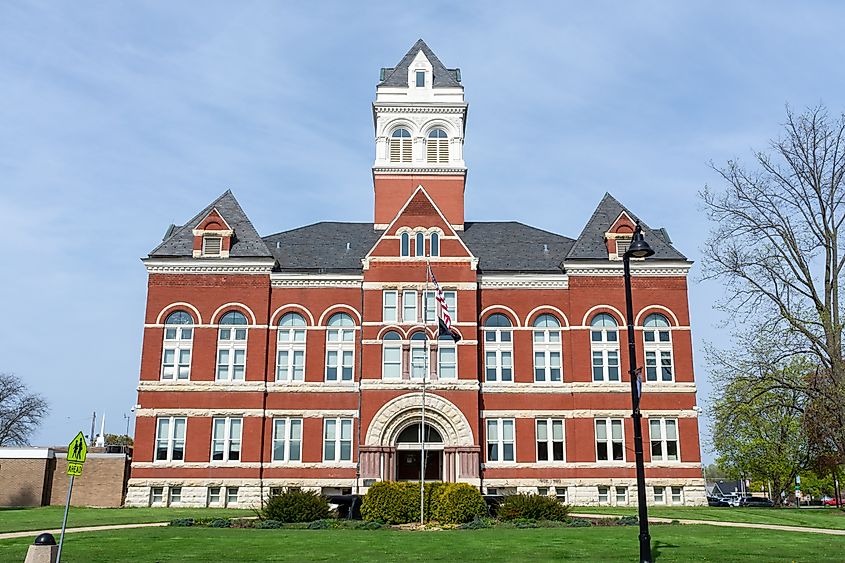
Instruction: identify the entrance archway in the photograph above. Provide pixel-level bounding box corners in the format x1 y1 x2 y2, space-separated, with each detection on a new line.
395 423 443 481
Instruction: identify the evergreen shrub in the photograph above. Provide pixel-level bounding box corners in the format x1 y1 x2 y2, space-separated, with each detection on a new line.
261 490 330 523
431 483 488 524
496 493 570 521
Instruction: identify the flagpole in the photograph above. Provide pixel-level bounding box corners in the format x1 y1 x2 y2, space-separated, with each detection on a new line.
420 257 430 525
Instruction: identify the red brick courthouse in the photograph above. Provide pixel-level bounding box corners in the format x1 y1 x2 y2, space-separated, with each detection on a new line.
126 41 705 508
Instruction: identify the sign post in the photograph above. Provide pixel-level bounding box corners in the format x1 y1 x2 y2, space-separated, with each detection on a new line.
57 432 87 563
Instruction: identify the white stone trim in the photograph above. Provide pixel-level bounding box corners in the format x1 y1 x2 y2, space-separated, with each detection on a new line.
480 409 699 418
270 273 363 288
359 380 479 391
565 260 692 277
362 282 477 290
317 305 362 326
0 447 54 459
210 303 257 325
480 382 697 393
634 305 682 327
135 408 359 418
478 305 522 327
372 166 467 175
524 305 570 327
479 275 568 289
365 392 474 447
269 304 316 326
155 302 204 325
143 259 275 274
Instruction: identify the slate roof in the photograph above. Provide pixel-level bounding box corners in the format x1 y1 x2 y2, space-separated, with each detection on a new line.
460 222 573 273
379 39 462 88
263 222 383 273
566 193 687 261
148 191 273 259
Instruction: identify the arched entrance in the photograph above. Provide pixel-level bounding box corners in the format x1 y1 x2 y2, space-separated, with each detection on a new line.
395 423 443 481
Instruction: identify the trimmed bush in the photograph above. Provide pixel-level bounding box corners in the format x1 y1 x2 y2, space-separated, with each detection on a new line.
255 519 282 529
431 483 487 524
262 490 330 523
208 518 231 528
497 494 570 521
169 518 194 527
568 518 592 527
361 481 419 524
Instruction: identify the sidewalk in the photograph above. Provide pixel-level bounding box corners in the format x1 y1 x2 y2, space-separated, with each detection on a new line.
0 521 169 541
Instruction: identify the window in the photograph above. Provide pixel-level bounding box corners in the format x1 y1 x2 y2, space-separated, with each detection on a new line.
389 128 412 163
649 418 679 462
484 314 513 382
615 237 631 258
324 418 353 461
486 419 515 462
653 486 666 504
150 487 164 505
326 313 355 382
424 290 456 324
430 232 440 256
208 487 221 506
536 419 565 462
161 311 193 380
556 488 568 503
226 487 239 506
426 129 449 163
211 417 242 462
202 236 222 257
169 487 182 505
383 290 398 322
400 232 410 257
537 487 548 496
643 314 674 382
155 417 186 462
272 418 302 462
410 332 428 379
415 70 425 87
416 232 425 257
615 486 628 504
598 486 609 503
402 291 418 323
533 314 562 382
382 331 402 379
595 418 624 462
671 486 684 505
437 333 457 379
217 311 248 381
277 313 306 382
591 313 620 382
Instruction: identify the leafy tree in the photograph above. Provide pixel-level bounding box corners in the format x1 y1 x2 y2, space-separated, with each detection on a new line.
104 434 133 447
0 373 49 446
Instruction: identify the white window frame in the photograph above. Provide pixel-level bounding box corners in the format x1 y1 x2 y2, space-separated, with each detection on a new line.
272 417 302 462
226 486 239 506
653 486 667 504
598 486 609 504
649 418 680 462
161 312 193 381
415 70 425 87
437 336 457 379
202 235 223 257
382 332 402 379
323 418 353 462
211 417 242 463
430 231 440 256
591 314 620 382
325 314 355 382
389 128 412 163
536 418 565 462
424 290 456 324
415 232 425 257
643 314 674 382
533 315 562 383
615 486 628 505
150 487 164 505
276 313 306 382
168 486 182 506
154 416 186 462
595 418 625 462
383 290 398 322
402 290 418 323
486 418 515 463
400 232 410 257
207 486 222 507
671 486 684 505
216 313 248 382
484 315 513 383
426 129 449 163
409 333 428 380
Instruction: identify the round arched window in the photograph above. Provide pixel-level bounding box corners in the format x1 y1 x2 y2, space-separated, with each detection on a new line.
390 128 412 163
427 128 449 163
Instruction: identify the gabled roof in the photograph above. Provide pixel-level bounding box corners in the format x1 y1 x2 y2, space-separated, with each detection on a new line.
148 190 272 259
460 222 574 273
379 39 462 88
566 193 687 261
264 223 383 273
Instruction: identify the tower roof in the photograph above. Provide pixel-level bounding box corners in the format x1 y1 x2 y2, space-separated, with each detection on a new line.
378 39 462 88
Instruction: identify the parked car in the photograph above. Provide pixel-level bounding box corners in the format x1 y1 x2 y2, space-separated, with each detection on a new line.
707 495 731 507
823 497 845 507
739 496 775 507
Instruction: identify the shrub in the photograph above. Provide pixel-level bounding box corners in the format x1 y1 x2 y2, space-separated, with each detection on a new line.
618 516 638 526
458 516 493 529
169 518 194 527
361 481 419 524
255 519 282 529
431 483 487 524
262 490 330 523
568 518 592 527
497 494 570 522
209 518 231 528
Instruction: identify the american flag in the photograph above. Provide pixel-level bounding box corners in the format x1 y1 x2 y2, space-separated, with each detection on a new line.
428 265 461 342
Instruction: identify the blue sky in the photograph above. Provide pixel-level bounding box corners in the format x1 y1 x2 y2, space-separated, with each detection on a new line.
2 1 844 462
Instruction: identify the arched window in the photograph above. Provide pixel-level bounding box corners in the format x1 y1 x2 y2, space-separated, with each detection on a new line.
161 310 193 381
415 232 425 257
484 314 513 382
217 311 248 381
426 128 449 163
643 313 673 382
410 332 428 380
533 314 562 383
382 331 402 379
389 128 412 163
397 423 442 444
590 313 619 382
437 332 457 379
277 313 306 382
400 232 410 257
430 232 440 257
326 313 355 382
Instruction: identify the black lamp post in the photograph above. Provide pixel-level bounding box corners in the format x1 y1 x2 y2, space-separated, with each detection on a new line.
623 222 655 563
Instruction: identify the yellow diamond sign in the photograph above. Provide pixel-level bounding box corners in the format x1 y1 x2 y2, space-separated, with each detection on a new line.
67 462 83 476
67 432 87 464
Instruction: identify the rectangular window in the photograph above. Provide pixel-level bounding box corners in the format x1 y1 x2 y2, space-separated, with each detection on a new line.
536 419 565 462
383 291 398 322
208 487 221 506
438 345 457 379
382 344 402 379
324 418 353 461
537 487 548 496
226 487 239 506
211 417 242 462
203 236 222 256
411 346 427 379
216 327 247 382
276 349 305 382
169 486 182 505
556 487 567 504
150 487 164 505
486 419 515 462
326 350 354 382
615 486 628 504
402 291 417 323
272 418 303 462
155 417 186 462
653 486 666 504
598 486 609 503
649 418 679 462
671 486 683 505
592 350 620 382
595 418 624 462
424 291 456 323
415 70 425 87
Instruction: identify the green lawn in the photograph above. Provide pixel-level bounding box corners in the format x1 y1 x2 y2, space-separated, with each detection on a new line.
0 524 838 562
0 506 250 533
572 505 845 529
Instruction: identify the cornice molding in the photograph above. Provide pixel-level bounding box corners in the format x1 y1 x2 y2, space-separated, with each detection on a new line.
372 166 466 175
143 259 275 274
270 273 363 289
564 260 692 277
479 275 568 289
373 105 466 114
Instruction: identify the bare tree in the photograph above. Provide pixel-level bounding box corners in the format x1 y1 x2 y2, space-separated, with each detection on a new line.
701 105 845 458
0 373 49 446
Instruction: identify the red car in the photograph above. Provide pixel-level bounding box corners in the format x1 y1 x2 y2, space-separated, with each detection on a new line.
823 498 845 506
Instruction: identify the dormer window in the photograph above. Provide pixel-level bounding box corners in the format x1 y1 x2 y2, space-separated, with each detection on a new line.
415 70 425 87
203 236 223 257
390 128 412 163
192 208 233 258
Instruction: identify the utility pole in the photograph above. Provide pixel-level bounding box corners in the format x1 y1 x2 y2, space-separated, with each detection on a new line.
89 411 96 444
